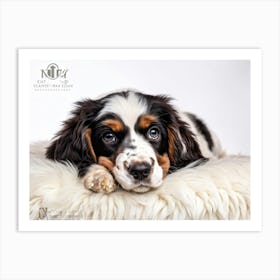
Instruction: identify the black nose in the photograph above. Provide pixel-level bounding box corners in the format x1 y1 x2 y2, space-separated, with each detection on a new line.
128 163 151 180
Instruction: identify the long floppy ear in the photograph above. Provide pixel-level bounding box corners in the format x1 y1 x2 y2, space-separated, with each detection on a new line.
45 99 102 176
84 128 97 162
166 119 206 172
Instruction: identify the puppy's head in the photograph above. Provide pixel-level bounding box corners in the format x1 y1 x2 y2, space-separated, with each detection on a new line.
46 91 205 193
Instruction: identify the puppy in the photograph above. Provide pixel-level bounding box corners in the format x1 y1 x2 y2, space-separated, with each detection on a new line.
46 90 222 193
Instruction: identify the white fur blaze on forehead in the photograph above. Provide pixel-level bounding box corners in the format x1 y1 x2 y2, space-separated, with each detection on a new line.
98 93 148 127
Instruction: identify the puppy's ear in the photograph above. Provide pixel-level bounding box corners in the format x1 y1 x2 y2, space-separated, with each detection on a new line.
45 99 102 175
84 128 97 162
167 120 205 171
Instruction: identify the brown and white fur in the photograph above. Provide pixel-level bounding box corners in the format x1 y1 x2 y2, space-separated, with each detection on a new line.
46 90 223 193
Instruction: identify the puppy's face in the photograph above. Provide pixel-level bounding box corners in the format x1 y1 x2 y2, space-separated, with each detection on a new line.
87 93 171 193
46 90 205 193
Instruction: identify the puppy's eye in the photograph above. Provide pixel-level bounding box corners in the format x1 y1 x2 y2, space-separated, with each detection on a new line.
147 126 161 141
102 131 118 144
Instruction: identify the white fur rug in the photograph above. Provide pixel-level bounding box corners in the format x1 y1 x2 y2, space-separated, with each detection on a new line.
30 142 250 220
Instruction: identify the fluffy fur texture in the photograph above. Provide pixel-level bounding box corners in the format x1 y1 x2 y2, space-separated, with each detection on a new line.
45 90 223 194
30 142 250 220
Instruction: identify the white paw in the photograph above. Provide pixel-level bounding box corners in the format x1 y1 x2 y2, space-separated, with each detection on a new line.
83 165 117 194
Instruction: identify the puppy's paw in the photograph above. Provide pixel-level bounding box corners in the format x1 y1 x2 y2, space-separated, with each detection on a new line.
83 165 117 194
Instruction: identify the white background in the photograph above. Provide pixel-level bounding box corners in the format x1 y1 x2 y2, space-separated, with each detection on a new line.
0 1 279 280
30 59 250 155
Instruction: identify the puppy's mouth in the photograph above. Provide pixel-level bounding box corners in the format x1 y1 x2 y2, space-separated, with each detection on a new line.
113 176 162 193
131 185 151 193
118 180 162 193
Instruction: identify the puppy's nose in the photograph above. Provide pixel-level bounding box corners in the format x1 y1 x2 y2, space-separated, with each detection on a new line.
128 162 151 180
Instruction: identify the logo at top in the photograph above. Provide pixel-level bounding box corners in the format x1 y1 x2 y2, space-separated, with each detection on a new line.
41 63 68 80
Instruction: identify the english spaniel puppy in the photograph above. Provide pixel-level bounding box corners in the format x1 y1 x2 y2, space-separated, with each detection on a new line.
46 90 223 193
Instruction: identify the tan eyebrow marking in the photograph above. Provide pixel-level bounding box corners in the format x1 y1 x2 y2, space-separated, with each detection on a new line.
138 114 158 129
102 119 124 132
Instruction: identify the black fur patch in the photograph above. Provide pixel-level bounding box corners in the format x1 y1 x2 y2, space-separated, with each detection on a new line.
186 113 214 151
